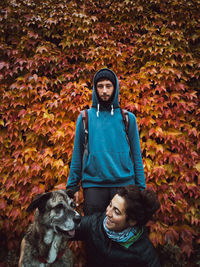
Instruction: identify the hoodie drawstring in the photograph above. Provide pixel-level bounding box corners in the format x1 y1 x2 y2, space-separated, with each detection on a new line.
97 104 100 117
97 104 114 117
111 105 114 116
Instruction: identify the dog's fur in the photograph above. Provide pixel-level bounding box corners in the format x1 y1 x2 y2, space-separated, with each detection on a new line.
19 189 81 267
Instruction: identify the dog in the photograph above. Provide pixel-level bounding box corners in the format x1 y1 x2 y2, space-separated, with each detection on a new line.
18 188 81 267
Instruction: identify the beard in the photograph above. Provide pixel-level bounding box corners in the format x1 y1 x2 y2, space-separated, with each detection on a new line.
96 89 115 108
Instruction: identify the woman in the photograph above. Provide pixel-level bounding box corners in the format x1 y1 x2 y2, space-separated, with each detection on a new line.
75 185 161 267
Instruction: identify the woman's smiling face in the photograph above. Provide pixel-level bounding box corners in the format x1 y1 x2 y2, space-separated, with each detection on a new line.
105 194 130 232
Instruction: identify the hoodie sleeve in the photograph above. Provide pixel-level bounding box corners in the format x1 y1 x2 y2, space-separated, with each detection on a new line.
128 112 146 190
66 114 85 189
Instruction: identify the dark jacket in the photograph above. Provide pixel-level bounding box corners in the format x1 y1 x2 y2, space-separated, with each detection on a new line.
75 213 161 267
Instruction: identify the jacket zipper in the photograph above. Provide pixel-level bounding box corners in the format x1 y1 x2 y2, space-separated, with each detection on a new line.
107 239 112 254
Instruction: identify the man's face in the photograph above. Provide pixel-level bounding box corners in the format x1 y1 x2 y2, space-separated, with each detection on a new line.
96 79 114 102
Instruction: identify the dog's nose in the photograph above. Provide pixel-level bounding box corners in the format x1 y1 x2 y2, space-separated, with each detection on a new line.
73 214 81 224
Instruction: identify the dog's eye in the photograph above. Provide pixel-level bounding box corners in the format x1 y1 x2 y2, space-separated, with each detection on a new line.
54 204 64 212
70 202 76 208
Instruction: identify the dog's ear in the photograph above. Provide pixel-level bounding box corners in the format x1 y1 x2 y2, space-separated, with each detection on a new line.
66 186 80 199
26 192 52 213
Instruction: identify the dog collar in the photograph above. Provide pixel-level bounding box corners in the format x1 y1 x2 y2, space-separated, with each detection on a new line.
38 247 66 265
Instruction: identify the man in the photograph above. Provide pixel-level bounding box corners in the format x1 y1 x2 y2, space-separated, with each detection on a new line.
66 68 146 215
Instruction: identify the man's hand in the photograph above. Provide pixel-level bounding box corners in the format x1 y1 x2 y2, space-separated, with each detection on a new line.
66 186 80 203
74 191 79 203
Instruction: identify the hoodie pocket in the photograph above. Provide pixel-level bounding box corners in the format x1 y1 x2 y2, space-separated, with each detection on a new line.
83 154 97 177
83 152 134 179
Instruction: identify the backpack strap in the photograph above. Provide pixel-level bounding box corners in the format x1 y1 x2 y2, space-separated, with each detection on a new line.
80 109 89 155
120 108 134 166
120 108 129 135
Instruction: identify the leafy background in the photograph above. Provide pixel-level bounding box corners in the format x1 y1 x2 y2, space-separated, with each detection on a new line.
0 0 199 266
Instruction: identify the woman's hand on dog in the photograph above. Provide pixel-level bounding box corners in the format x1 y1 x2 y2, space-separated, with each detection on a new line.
18 238 25 267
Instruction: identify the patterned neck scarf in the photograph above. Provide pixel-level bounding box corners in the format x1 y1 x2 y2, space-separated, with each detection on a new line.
103 216 138 243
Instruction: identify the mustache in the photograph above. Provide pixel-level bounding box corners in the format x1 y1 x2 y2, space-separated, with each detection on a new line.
100 93 110 96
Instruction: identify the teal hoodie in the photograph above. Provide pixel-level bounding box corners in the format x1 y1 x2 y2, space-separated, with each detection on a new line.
67 69 146 190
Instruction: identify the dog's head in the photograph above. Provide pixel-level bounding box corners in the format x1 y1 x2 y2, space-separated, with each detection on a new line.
27 188 81 238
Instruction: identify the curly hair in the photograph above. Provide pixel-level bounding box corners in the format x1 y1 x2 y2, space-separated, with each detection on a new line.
117 185 160 226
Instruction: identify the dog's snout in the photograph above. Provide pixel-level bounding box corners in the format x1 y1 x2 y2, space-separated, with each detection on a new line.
73 214 81 224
